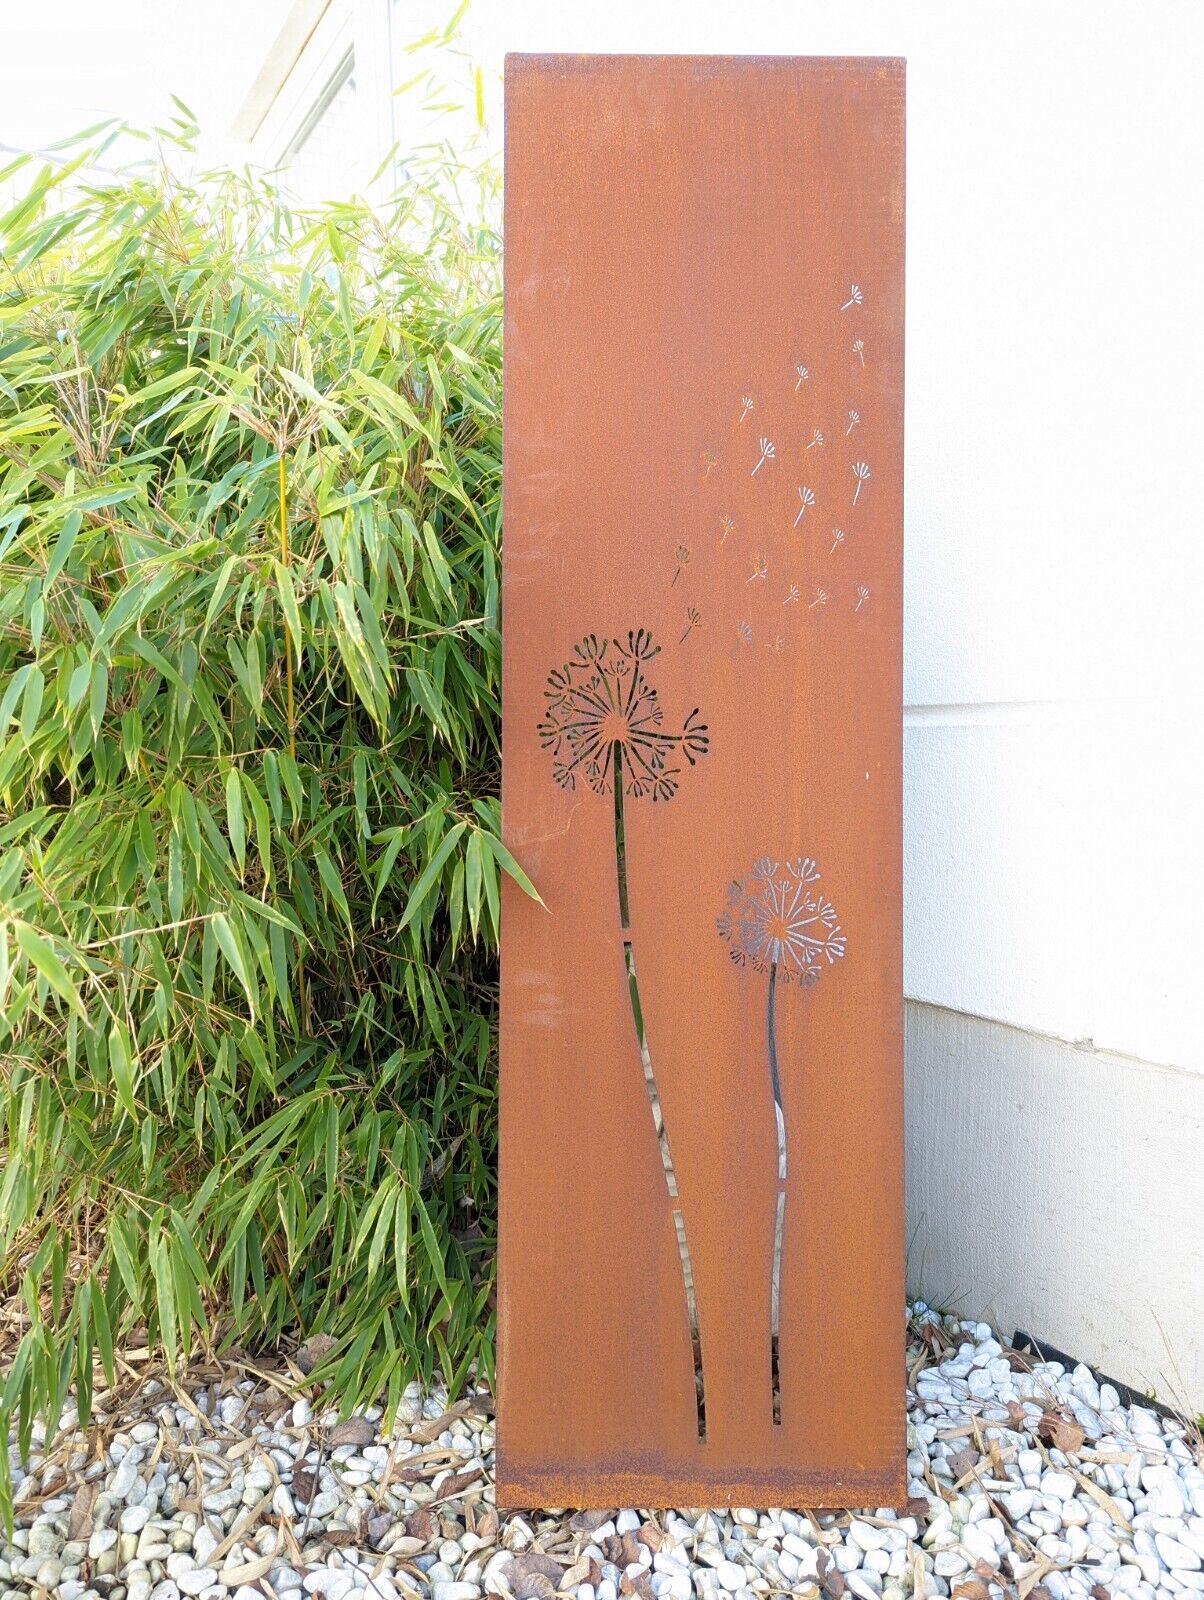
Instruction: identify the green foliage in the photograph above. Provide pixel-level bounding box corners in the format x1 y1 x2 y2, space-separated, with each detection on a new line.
0 126 523 1519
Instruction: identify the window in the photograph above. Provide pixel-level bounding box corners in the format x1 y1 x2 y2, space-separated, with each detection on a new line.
233 0 397 201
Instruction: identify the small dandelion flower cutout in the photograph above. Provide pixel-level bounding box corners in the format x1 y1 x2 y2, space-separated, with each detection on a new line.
671 545 691 585
680 606 702 643
737 620 754 645
851 462 871 505
846 410 860 435
792 486 816 528
841 284 864 311
783 584 801 605
751 437 775 476
766 634 785 655
852 338 866 367
854 585 870 612
808 587 828 609
794 364 810 391
747 555 768 584
806 428 824 451
830 528 845 554
719 515 735 544
701 451 718 477
739 395 755 423
717 856 846 983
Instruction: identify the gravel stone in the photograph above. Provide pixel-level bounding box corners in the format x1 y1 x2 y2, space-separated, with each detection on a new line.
177 1567 221 1595
4 1307 1202 1600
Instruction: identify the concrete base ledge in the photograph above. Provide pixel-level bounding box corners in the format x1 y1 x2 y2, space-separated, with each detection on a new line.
904 1000 1204 1408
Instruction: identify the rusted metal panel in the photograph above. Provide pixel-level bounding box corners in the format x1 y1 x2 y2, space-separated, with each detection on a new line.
500 54 905 1508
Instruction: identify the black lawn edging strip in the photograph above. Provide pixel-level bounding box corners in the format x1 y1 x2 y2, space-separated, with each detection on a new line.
1011 1328 1190 1426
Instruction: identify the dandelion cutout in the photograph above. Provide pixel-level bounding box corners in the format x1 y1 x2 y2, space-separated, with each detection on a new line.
852 339 866 367
538 632 708 805
794 364 810 391
830 528 846 554
846 410 860 435
538 632 709 1433
680 606 701 644
671 545 691 586
765 634 785 655
719 515 735 544
792 486 815 527
736 620 753 645
809 588 828 609
717 856 847 1425
701 451 718 477
806 429 824 450
747 554 768 584
751 437 775 476
851 461 871 505
783 584 800 605
841 284 864 310
739 395 755 423
854 584 870 612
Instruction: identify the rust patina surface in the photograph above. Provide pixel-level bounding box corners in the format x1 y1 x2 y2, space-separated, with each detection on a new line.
500 54 905 1508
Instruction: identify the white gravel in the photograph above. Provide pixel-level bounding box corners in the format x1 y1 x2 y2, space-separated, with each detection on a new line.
4 1305 1202 1600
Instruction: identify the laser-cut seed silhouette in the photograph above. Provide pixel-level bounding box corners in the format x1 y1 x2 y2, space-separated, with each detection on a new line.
720 515 736 544
806 429 824 450
717 856 846 1424
793 486 815 527
739 395 755 422
783 584 801 605
737 620 753 645
794 364 810 391
855 584 871 612
766 634 785 654
851 462 871 505
680 606 701 643
752 437 776 476
671 545 691 586
747 554 768 583
852 339 866 367
841 284 864 310
846 410 860 435
538 632 710 1434
830 528 846 554
809 587 828 608
701 451 718 477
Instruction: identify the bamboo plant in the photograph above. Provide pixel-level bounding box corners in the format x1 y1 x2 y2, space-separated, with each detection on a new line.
0 119 531 1522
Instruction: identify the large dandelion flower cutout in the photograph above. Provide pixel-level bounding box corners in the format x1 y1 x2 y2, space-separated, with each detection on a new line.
537 630 708 803
717 857 846 982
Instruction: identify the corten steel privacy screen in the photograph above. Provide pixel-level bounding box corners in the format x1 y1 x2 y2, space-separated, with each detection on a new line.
499 55 905 1507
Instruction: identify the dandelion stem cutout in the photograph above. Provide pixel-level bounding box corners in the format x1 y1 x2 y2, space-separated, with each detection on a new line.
502 53 904 1510
537 632 710 1435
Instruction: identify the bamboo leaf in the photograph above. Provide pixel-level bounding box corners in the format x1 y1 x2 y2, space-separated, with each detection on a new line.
45 508 82 585
108 1022 139 1122
225 769 246 878
481 830 544 906
398 821 465 930
11 922 86 1019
